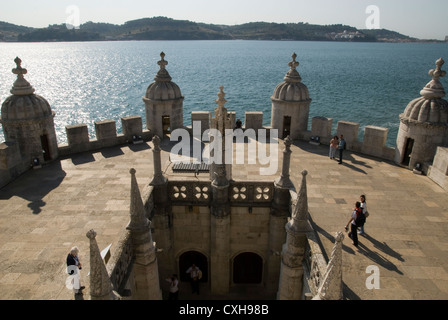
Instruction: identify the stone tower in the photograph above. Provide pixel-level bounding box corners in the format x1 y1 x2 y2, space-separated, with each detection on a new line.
143 52 184 138
271 53 312 140
0 57 58 165
395 58 448 171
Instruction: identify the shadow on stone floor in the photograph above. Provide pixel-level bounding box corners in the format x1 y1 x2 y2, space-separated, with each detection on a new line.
0 161 66 215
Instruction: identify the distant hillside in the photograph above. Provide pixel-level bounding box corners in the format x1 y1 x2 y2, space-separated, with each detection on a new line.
0 16 427 43
0 21 33 41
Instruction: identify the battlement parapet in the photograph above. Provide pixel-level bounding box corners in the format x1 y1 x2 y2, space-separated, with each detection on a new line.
429 146 448 191
58 115 152 157
309 116 395 160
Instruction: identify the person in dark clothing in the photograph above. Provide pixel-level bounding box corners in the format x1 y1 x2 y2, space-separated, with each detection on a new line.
338 134 346 164
66 246 85 295
345 202 362 247
235 119 242 129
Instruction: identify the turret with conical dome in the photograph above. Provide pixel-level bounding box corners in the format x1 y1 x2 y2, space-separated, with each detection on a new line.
0 57 58 165
143 52 184 138
395 58 448 171
271 53 312 140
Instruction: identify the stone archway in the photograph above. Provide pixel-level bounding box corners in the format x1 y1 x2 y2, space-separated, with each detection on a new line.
233 252 263 284
179 251 208 282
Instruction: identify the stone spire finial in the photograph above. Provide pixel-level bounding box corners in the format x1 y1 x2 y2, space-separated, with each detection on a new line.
11 57 35 96
150 136 168 186
420 58 446 99
284 53 302 83
127 168 151 231
154 52 172 82
215 85 228 109
313 232 345 300
274 136 294 189
86 229 118 300
152 135 161 151
287 170 310 233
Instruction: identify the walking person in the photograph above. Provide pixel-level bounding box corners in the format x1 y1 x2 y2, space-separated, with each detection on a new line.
166 274 179 300
329 135 339 159
186 264 202 295
345 202 363 247
338 134 346 164
66 246 85 296
358 195 368 236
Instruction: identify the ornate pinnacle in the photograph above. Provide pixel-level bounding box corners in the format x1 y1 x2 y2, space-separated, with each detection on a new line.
284 53 302 83
154 52 172 82
420 57 446 99
284 135 292 150
429 58 446 81
215 85 227 107
152 135 161 151
86 229 97 240
10 57 35 96
12 57 27 76
288 53 299 70
158 52 168 69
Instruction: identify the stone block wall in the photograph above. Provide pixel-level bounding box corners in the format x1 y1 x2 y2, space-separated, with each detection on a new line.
121 116 143 142
244 111 264 131
311 116 333 144
95 120 118 147
172 205 211 258
58 115 152 157
191 111 210 137
308 118 396 161
429 146 448 191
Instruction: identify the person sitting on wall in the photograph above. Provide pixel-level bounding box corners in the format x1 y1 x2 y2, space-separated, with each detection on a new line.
235 119 242 129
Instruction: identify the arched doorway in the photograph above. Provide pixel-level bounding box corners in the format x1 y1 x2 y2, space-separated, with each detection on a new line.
233 252 263 284
179 251 208 282
402 138 414 166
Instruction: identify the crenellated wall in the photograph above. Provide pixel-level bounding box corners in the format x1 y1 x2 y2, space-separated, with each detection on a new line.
57 116 152 157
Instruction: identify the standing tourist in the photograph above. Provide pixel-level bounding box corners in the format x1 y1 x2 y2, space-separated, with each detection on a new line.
345 202 362 247
166 274 179 300
338 134 346 164
358 195 368 236
329 135 339 159
66 246 85 296
186 264 202 295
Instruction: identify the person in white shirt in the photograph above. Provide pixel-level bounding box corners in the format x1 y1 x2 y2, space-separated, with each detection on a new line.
186 264 201 294
165 274 179 300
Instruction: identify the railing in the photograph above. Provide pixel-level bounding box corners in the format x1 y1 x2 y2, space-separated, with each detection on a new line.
107 229 134 296
303 231 327 298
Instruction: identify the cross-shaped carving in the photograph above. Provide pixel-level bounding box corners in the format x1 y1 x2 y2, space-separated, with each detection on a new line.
429 58 446 80
12 57 27 76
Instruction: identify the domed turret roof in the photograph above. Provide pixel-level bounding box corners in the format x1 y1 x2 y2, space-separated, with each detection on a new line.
1 57 53 122
272 53 310 102
401 58 448 125
145 52 183 101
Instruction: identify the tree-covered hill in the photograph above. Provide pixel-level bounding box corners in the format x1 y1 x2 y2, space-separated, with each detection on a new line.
0 16 424 42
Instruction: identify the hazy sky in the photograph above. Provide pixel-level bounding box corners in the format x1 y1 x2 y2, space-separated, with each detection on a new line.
1 0 447 40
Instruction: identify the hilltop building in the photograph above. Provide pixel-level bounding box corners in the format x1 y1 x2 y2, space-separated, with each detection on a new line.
0 52 447 300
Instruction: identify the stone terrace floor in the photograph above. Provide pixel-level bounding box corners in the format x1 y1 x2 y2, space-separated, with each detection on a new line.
0 138 447 300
